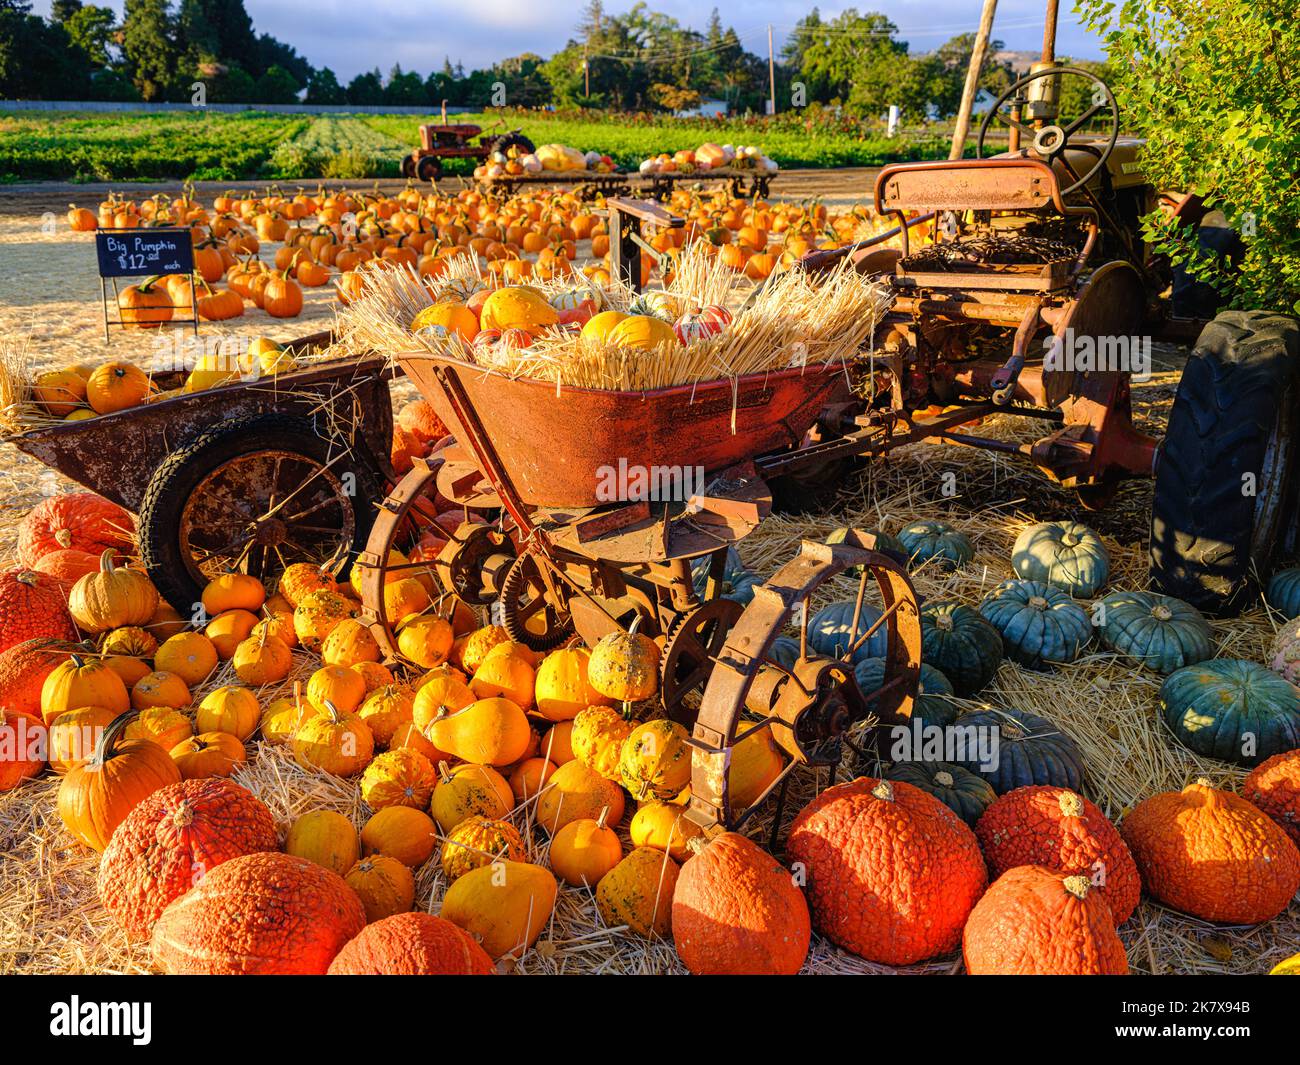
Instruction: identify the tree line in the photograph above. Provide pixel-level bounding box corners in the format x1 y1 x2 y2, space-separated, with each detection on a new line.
0 0 1099 120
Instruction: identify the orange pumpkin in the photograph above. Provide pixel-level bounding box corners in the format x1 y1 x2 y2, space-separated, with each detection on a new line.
86 361 151 412
131 670 192 710
153 631 219 686
1121 779 1300 924
41 653 130 725
170 731 247 779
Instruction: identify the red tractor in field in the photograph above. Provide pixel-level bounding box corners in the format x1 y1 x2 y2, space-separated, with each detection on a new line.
400 111 534 182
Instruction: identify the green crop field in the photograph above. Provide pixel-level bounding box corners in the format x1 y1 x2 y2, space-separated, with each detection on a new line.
0 108 953 183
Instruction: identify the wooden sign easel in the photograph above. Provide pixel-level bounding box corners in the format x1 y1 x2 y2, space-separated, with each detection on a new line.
94 227 200 341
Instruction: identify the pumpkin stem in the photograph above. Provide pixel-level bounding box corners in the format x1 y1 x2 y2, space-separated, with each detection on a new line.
1062 874 1091 900
437 760 453 784
1058 791 1085 819
91 710 140 768
596 805 609 830
934 770 955 787
870 779 895 802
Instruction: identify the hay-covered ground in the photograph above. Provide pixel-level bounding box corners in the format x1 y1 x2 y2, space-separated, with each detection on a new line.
0 181 1296 975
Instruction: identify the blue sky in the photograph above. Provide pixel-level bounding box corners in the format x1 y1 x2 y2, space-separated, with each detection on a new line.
39 1 1103 80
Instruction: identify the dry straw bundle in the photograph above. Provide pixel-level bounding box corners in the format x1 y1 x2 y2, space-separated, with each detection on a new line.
336 246 892 393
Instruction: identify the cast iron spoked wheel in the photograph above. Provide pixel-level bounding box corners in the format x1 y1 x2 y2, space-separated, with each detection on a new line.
356 459 488 661
1150 310 1300 615
682 530 922 839
139 414 383 616
499 550 572 653
660 598 745 727
976 66 1120 196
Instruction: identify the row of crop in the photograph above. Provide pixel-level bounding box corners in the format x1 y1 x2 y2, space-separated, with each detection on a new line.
264 116 411 180
361 113 954 170
0 112 310 182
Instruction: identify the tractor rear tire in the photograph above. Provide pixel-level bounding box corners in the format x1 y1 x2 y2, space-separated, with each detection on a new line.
416 156 442 182
1149 310 1300 615
488 132 535 159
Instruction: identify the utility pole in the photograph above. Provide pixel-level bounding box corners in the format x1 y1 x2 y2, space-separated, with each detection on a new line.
767 24 776 115
949 0 998 159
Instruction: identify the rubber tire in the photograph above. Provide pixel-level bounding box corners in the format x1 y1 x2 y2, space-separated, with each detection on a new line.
416 155 442 182
1150 310 1300 615
400 154 416 178
488 132 535 159
139 414 384 616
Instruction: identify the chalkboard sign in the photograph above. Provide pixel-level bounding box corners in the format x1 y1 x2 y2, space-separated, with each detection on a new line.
95 227 193 278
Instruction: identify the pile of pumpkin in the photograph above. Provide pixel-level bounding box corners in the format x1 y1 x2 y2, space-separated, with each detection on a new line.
476 142 617 182
28 338 301 424
5 487 1298 973
638 141 778 175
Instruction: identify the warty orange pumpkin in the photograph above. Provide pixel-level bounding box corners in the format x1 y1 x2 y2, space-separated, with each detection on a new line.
1243 749 1300 848
975 785 1140 925
787 777 987 965
150 851 366 974
122 706 192 753
0 568 78 652
293 589 354 652
327 911 493 975
587 623 660 704
963 865 1128 975
0 638 78 717
0 708 47 791
58 711 183 851
97 777 277 940
355 684 415 748
1121 779 1300 924
232 631 292 686
672 832 811 975
619 719 691 801
321 617 381 667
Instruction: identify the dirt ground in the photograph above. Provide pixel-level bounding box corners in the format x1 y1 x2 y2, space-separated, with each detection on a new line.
1 172 1297 976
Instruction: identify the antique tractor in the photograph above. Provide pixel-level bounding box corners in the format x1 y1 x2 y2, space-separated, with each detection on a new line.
401 113 535 183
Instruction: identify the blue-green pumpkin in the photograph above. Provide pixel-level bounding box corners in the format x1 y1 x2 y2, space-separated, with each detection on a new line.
897 520 974 569
808 600 888 663
1266 567 1300 620
883 760 996 826
690 547 761 606
955 707 1085 794
768 636 800 670
1159 659 1300 767
1097 590 1213 674
854 657 959 730
978 579 1092 669
1011 520 1110 597
825 527 908 574
920 600 1003 696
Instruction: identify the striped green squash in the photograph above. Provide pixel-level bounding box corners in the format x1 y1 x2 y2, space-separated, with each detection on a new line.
854 657 959 730
1266 568 1300 620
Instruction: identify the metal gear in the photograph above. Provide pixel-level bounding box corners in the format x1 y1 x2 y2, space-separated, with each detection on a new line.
659 597 744 727
499 550 572 652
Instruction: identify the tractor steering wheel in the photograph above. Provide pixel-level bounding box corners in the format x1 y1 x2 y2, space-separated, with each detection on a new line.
977 66 1120 197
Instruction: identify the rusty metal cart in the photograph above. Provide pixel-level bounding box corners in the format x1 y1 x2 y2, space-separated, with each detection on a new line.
357 349 923 837
9 333 398 614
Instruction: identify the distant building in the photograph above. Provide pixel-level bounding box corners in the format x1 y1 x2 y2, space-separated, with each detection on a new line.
675 98 729 118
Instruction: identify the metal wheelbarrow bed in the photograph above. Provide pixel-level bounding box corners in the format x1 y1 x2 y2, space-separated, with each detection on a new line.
397 351 850 509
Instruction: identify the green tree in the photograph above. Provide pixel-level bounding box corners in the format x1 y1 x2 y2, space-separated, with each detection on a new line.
207 61 255 102
50 0 81 21
305 66 345 105
121 0 179 101
253 62 299 103
346 68 384 105
385 63 425 105
176 0 256 71
1078 0 1300 311
64 4 116 68
0 1 92 99
792 9 907 114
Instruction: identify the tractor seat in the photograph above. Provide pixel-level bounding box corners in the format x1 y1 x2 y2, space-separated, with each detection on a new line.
875 159 1098 292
